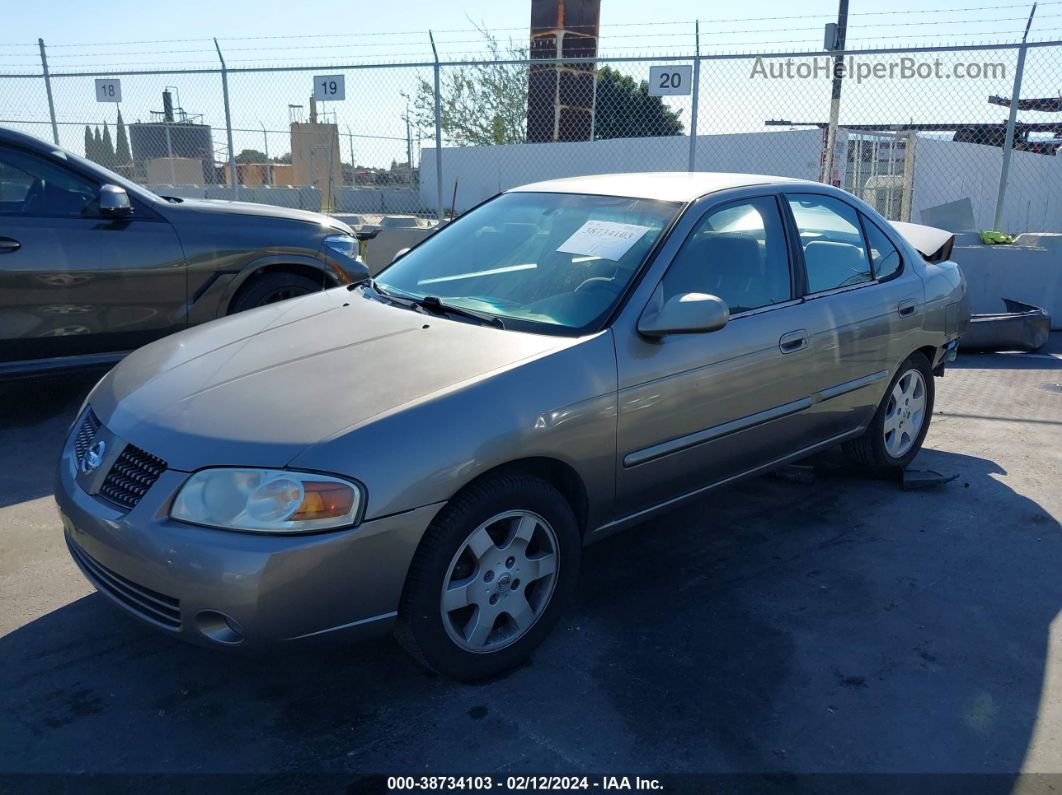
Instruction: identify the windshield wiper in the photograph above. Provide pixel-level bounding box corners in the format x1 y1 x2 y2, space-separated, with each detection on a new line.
414 295 505 329
364 282 504 329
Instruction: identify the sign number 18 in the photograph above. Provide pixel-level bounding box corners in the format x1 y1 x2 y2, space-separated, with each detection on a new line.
94 79 122 103
313 75 345 101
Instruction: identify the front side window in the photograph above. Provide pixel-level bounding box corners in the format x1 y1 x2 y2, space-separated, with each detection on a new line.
0 147 98 218
787 194 872 293
862 216 902 280
659 196 792 314
375 191 680 334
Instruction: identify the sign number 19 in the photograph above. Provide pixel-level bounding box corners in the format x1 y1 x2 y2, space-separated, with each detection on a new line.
313 74 346 101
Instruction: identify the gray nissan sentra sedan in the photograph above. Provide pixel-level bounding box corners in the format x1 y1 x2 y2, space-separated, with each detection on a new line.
56 172 968 680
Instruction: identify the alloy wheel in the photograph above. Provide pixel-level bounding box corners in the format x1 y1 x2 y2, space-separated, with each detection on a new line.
883 369 927 458
440 510 559 653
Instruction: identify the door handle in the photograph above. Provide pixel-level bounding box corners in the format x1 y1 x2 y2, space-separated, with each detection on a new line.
779 329 808 354
0 237 20 253
897 299 917 317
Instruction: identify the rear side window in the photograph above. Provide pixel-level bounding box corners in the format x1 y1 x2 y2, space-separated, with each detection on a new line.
862 217 902 280
787 194 872 293
659 196 792 314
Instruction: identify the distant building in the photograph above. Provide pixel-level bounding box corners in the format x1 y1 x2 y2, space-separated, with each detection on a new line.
145 157 207 185
224 162 296 186
128 89 216 183
290 98 342 205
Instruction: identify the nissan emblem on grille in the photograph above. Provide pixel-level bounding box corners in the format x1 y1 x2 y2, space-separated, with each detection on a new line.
80 439 106 475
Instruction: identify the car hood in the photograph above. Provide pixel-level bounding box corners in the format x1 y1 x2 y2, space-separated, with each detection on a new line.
165 197 352 232
90 288 573 471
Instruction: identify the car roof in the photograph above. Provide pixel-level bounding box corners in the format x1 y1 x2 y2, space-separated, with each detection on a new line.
509 171 817 203
0 126 58 153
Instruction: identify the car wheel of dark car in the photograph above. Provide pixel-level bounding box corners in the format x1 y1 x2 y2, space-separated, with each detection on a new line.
229 271 326 314
396 472 580 681
843 352 935 469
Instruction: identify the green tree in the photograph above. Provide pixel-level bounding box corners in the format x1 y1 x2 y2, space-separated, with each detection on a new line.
84 126 94 161
411 25 528 146
411 29 684 146
101 122 116 169
92 127 103 165
235 149 269 164
593 67 684 139
115 110 131 166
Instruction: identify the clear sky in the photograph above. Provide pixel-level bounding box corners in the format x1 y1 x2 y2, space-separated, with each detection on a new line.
2 0 1058 168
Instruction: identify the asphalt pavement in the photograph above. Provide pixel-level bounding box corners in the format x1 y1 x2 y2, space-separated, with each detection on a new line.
0 336 1059 790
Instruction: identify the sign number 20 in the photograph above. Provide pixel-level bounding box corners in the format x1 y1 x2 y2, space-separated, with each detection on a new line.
648 65 692 96
313 74 346 101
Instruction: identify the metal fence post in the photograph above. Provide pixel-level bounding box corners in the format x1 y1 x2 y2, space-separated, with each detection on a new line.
430 31 444 223
993 6 1038 232
900 131 917 222
37 39 59 145
688 21 700 172
214 38 239 199
820 0 849 184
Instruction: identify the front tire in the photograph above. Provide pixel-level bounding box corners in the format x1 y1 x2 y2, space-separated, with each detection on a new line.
228 271 324 314
395 472 580 681
844 352 934 468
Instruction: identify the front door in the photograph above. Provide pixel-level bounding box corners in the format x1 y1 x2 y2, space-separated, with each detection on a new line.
614 194 841 519
0 144 186 366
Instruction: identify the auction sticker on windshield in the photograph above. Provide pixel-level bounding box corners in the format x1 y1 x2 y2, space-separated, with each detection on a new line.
557 221 651 261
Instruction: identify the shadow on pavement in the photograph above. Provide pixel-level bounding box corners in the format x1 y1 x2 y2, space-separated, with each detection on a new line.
1 445 1058 781
0 373 101 508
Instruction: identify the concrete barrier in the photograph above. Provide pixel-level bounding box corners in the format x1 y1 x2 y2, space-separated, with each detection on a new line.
952 237 1062 329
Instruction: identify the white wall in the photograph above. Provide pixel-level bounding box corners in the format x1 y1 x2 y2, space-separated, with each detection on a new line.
420 130 823 213
421 131 1062 235
911 137 1062 234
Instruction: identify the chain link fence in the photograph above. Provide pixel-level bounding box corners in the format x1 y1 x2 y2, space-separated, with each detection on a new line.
2 37 1060 232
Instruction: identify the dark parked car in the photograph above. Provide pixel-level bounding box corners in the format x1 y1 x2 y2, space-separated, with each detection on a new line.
0 127 367 378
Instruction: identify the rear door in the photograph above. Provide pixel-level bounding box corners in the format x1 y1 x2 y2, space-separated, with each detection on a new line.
0 144 186 366
783 193 924 438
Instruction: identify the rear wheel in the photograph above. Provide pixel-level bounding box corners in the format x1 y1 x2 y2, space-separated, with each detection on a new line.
843 352 934 468
395 472 580 681
228 271 324 314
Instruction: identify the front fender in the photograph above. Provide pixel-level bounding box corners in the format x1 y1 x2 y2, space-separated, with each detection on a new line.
188 253 341 323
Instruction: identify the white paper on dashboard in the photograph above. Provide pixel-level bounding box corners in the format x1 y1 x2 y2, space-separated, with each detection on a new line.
556 221 651 261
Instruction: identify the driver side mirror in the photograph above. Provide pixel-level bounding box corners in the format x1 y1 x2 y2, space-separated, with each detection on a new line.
638 290 730 337
99 184 132 219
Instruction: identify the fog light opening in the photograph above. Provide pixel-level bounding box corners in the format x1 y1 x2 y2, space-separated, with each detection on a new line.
195 610 244 645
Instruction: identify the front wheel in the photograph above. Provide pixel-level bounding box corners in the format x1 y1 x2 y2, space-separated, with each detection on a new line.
843 352 935 468
395 472 580 681
228 271 324 314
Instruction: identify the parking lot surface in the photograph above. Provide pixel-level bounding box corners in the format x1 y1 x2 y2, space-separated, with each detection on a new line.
1 337 1059 784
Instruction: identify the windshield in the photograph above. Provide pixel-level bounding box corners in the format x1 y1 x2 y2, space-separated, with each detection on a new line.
374 191 680 335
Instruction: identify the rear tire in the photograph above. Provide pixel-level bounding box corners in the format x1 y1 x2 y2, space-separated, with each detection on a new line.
228 271 324 314
843 352 934 468
395 472 580 681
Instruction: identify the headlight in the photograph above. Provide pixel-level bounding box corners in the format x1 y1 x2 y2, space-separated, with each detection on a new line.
171 468 363 533
322 233 357 258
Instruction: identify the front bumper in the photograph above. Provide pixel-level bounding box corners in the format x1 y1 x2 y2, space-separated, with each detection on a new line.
55 440 443 648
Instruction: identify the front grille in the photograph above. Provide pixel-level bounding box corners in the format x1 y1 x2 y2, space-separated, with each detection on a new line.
68 538 181 630
73 409 100 464
99 445 167 510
